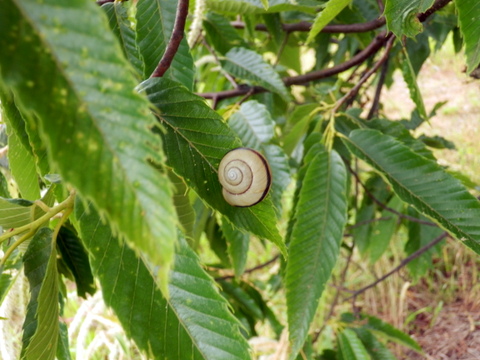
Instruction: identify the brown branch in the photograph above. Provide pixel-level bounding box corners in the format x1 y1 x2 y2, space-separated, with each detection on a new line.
367 55 390 119
199 32 391 100
345 232 448 300
96 0 116 5
198 0 450 101
332 35 395 112
214 254 280 281
231 17 386 34
151 0 189 78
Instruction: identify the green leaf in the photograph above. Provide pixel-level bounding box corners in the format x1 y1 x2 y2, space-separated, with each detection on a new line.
286 145 348 359
405 208 444 280
206 0 318 14
56 226 95 298
262 144 291 213
384 0 435 38
21 228 59 360
455 0 480 73
222 47 291 101
136 0 195 88
401 48 427 120
169 171 196 239
229 101 275 149
7 126 40 201
337 328 370 360
102 1 143 78
368 196 403 263
222 218 250 277
306 0 352 44
203 12 248 55
219 279 264 320
362 314 422 352
76 201 252 360
0 0 177 281
56 322 72 360
0 171 9 198
352 328 396 360
0 197 34 228
139 78 285 256
283 104 318 156
345 129 480 254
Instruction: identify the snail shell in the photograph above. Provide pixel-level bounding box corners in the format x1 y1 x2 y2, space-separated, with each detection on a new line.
218 148 272 207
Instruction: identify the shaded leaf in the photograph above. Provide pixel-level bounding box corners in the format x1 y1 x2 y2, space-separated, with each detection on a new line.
405 208 444 280
203 12 248 55
102 1 143 77
286 145 348 359
76 201 252 360
206 0 318 14
21 228 59 360
222 219 250 277
345 129 480 254
169 171 196 239
56 226 95 298
362 314 422 352
222 47 291 101
139 78 285 256
136 0 195 88
0 0 177 281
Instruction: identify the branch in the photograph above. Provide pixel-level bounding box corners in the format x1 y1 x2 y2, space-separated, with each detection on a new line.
199 32 391 100
214 254 280 281
367 54 390 119
332 35 395 112
231 17 386 34
150 0 189 78
345 232 448 300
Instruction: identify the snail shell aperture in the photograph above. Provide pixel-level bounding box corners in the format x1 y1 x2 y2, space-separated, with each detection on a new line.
218 148 272 207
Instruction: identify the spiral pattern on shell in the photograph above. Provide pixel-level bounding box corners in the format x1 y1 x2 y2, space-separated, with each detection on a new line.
218 148 272 207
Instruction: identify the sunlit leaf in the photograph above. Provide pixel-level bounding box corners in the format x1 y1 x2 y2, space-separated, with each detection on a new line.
0 0 177 281
222 47 291 101
306 0 352 44
21 228 59 360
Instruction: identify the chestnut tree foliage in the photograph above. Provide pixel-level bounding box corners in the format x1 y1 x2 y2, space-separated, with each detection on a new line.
0 0 479 358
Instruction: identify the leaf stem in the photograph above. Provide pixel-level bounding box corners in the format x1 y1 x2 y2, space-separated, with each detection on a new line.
0 190 76 267
151 0 189 78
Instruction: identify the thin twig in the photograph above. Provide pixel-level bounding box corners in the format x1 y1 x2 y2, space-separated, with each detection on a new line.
345 232 448 300
214 254 280 280
332 35 395 113
151 0 189 78
367 55 390 119
345 162 437 227
202 38 239 88
273 33 290 67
